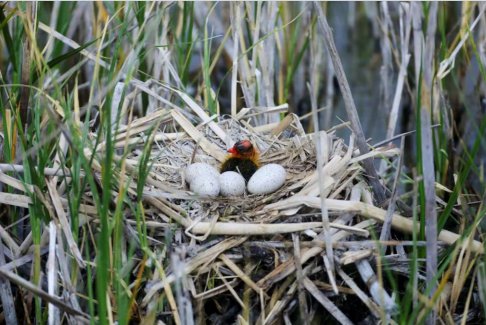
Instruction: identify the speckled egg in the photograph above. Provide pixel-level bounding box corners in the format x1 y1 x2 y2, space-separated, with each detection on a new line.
190 174 220 197
219 171 246 197
184 163 220 184
247 164 286 195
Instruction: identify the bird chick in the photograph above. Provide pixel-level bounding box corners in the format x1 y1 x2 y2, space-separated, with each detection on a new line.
221 140 259 182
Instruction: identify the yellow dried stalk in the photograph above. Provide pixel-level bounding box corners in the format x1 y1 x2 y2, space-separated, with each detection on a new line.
266 196 484 254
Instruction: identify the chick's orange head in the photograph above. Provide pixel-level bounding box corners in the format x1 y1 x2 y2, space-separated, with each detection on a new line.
228 140 256 158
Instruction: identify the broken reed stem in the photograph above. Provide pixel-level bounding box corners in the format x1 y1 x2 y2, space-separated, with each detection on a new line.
308 81 335 277
188 221 368 237
313 2 386 205
230 2 241 117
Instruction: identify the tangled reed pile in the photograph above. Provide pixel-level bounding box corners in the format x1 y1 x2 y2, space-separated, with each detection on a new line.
93 101 480 324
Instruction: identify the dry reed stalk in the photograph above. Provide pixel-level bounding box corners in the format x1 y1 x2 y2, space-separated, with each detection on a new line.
0 224 20 255
261 263 314 325
55 232 82 316
186 221 368 236
0 238 18 324
336 266 381 317
47 222 60 325
237 105 289 123
219 254 263 297
0 266 90 321
349 147 400 164
97 109 172 150
384 2 412 141
247 240 430 251
110 82 127 134
266 196 484 254
292 233 310 325
192 277 238 300
171 110 226 162
379 138 404 243
303 277 353 325
38 22 110 69
42 0 60 59
130 80 180 111
356 255 396 316
172 88 227 141
0 249 46 272
314 1 386 205
459 274 477 325
309 79 337 293
347 184 396 319
46 180 85 268
340 248 373 265
151 253 182 325
448 222 481 315
0 170 34 192
214 264 245 308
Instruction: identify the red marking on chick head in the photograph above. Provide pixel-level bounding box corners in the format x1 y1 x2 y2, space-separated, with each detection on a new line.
228 140 253 154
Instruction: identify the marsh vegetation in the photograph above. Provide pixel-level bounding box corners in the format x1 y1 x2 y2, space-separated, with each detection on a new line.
0 2 485 324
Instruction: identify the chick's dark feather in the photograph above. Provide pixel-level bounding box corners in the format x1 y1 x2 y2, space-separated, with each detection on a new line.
220 158 258 182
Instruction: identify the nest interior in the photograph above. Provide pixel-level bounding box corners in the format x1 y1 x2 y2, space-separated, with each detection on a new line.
148 116 319 219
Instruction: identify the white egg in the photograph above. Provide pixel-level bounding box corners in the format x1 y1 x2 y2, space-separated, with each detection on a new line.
219 172 246 197
190 174 220 197
184 163 220 184
247 164 286 195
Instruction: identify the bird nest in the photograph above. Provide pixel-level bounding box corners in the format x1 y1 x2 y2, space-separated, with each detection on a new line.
94 106 481 324
147 115 318 220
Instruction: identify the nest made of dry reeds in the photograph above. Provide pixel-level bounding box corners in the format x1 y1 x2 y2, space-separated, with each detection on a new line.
89 102 482 323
